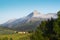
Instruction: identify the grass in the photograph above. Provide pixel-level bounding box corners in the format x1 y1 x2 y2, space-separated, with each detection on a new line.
0 33 31 40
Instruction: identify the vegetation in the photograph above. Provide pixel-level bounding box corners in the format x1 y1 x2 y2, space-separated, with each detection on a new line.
0 33 31 40
0 27 15 35
30 11 60 40
0 26 31 40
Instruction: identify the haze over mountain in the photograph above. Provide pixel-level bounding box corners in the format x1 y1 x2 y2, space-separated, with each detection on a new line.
1 10 57 31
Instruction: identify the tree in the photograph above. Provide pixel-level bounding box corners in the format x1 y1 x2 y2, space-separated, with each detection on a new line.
57 11 60 17
30 21 47 40
56 11 60 40
30 18 58 40
57 11 60 27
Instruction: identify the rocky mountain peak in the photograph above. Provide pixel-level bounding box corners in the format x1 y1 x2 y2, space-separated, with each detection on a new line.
33 10 38 14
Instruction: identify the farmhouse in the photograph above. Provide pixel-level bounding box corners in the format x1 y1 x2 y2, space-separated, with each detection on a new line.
14 31 28 34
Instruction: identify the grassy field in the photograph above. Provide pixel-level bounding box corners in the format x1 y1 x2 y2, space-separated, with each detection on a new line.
0 27 31 40
0 33 31 40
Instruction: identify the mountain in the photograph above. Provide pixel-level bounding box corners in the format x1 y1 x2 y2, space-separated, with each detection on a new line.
2 19 17 27
1 10 57 31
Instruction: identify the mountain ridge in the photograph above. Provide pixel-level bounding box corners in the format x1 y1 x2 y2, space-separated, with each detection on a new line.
1 11 57 31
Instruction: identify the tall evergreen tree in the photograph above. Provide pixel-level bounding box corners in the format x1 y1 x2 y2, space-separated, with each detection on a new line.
56 11 60 40
57 11 60 27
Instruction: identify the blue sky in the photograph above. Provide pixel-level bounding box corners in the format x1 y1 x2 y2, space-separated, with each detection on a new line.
0 0 60 24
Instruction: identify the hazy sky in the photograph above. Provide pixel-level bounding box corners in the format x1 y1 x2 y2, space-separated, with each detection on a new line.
0 0 60 24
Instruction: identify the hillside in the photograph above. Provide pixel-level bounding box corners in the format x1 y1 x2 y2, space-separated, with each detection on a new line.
0 26 15 34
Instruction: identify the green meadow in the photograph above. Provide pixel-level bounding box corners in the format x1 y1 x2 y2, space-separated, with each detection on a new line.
0 33 31 40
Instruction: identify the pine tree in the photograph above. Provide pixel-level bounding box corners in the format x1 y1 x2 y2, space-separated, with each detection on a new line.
30 18 58 40
57 11 60 27
30 21 47 40
56 11 60 40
